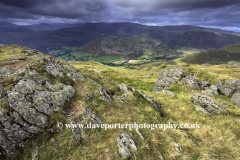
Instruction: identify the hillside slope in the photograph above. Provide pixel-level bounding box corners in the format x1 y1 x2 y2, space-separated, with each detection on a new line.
161 30 240 49
0 44 240 159
181 43 240 64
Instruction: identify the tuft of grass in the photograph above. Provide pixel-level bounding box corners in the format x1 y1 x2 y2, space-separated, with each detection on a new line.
196 70 219 84
215 94 231 102
183 67 196 73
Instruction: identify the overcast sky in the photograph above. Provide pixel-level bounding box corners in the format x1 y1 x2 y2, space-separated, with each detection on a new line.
1 0 240 31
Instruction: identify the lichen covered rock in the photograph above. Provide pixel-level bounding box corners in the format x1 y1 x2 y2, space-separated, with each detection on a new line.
117 130 137 159
154 66 187 92
99 87 112 103
216 80 240 97
137 90 160 112
33 84 75 115
231 92 240 107
7 89 48 128
32 146 39 160
113 93 128 101
84 107 103 127
0 68 12 78
201 89 216 97
0 83 3 99
154 90 176 96
2 74 75 158
90 114 103 127
118 83 131 93
191 92 229 116
42 57 85 82
182 76 202 90
70 120 83 142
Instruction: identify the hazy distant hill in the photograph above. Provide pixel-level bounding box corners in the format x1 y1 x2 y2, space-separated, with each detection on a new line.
23 23 83 31
0 27 33 32
0 21 19 28
0 21 34 32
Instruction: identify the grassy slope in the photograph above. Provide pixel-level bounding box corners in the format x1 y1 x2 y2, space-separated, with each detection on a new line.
221 43 240 53
181 43 240 64
15 59 240 159
2 45 240 159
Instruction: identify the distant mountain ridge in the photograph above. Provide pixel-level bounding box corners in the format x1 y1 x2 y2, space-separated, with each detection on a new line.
0 21 83 31
22 23 83 31
0 22 240 54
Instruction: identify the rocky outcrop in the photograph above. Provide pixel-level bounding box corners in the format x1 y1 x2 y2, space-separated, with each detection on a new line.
101 74 111 81
137 90 160 112
154 90 176 96
86 76 102 88
70 120 83 142
199 81 218 97
153 66 187 92
90 114 103 127
113 93 128 101
117 130 137 159
84 108 103 128
179 76 202 90
173 142 182 152
32 146 39 160
118 83 131 93
0 72 75 158
7 56 18 60
0 43 6 48
191 92 229 116
216 80 240 97
0 83 3 99
99 87 112 103
0 68 12 78
201 89 216 97
41 57 85 82
225 61 240 68
231 92 240 107
201 81 211 89
3 79 75 158
136 128 144 142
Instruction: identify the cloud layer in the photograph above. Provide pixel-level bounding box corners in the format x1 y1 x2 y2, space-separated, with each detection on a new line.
0 0 240 31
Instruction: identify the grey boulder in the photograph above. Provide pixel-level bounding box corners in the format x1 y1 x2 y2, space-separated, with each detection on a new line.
216 80 240 97
231 92 240 107
99 87 112 103
153 66 187 91
191 92 229 116
117 130 137 159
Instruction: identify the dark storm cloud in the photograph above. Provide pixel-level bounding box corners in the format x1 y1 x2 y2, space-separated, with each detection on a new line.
0 0 39 8
0 0 240 31
0 0 108 20
0 0 56 8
